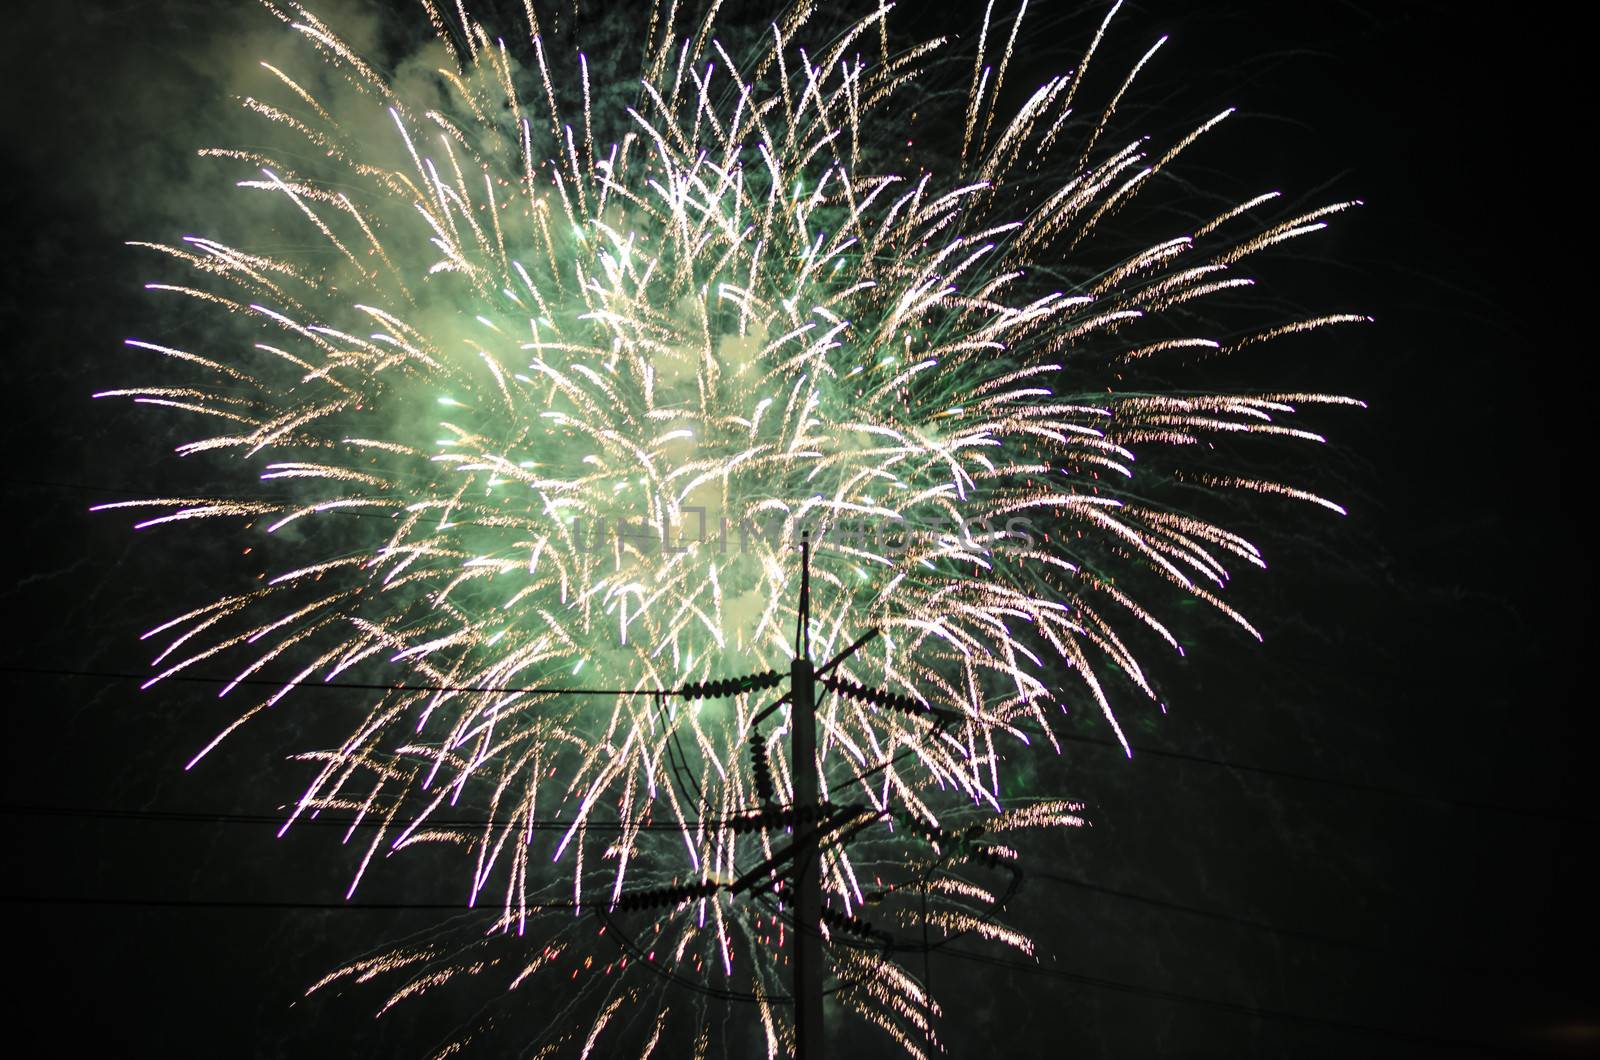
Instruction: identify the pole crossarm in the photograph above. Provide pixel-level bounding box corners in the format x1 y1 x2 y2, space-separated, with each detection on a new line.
725 804 878 897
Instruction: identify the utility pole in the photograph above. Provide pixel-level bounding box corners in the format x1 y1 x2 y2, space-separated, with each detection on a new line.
790 533 823 1060
710 533 947 1058
612 535 989 1058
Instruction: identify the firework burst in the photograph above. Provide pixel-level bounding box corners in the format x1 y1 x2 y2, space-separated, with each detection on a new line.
99 0 1362 1054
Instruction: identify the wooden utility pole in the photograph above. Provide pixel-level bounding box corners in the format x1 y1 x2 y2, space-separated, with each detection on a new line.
636 535 937 1058
791 535 823 1060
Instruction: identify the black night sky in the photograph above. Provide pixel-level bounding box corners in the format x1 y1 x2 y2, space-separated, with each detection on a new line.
1 2 1591 1057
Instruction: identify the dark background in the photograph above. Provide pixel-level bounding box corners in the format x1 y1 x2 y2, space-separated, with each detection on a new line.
1 1 1591 1057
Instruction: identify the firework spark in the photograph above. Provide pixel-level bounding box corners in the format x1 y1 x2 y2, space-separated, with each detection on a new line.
100 0 1361 1054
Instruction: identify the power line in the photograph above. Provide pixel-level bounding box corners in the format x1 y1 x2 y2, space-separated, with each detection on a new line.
0 802 746 833
0 662 677 700
7 479 1583 821
1 894 580 912
1045 728 1586 823
1030 869 1517 978
934 945 1529 1056
0 802 1524 979
1 499 1553 1055
0 894 1525 1053
16 470 1588 825
2 661 1584 823
1032 867 1387 950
